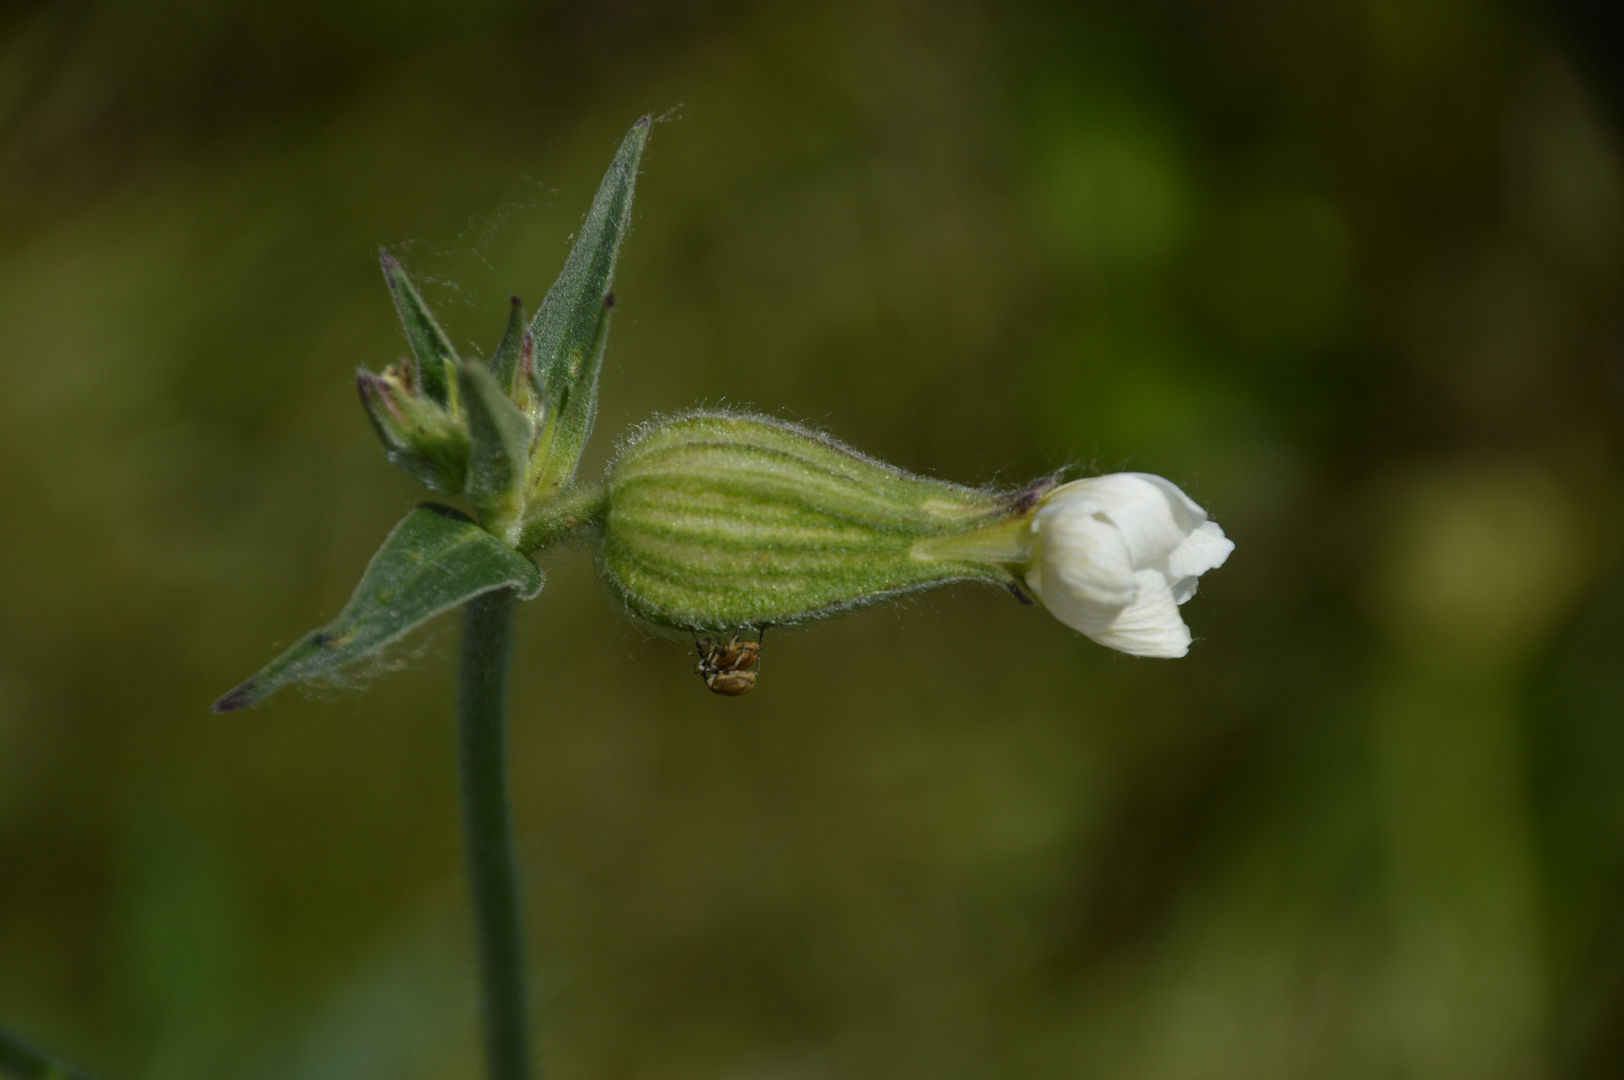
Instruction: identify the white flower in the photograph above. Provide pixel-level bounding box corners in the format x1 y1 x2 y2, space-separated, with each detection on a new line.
1024 473 1234 658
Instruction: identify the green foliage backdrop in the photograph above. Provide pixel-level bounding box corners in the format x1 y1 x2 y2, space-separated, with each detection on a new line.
2 0 1622 1077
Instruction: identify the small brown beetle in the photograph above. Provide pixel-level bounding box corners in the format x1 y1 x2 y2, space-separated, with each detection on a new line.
693 632 762 696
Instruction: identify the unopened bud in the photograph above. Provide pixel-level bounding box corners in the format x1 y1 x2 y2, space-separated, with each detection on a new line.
356 366 468 494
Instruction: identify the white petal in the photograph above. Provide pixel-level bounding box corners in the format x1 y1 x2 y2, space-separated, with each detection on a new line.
1029 472 1232 657
1169 521 1234 579
1125 472 1207 532
1027 499 1136 628
1170 575 1199 605
1085 569 1192 658
1054 474 1189 569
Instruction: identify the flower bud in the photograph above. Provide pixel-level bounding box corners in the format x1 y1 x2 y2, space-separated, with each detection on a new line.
356 365 469 494
1023 473 1234 657
599 413 1041 630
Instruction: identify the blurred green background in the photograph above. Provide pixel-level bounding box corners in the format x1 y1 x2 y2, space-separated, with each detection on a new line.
2 0 1623 1076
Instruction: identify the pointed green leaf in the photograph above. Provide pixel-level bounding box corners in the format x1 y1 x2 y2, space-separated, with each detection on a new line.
528 117 649 488
459 361 534 522
213 505 542 713
380 251 460 408
489 295 526 391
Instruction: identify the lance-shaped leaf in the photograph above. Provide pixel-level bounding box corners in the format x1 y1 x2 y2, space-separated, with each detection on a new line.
213 505 543 713
489 295 526 392
380 251 460 409
527 117 649 493
459 361 534 528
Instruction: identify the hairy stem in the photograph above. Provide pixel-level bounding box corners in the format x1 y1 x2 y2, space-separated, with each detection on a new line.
458 587 532 1080
0 1023 96 1080
516 481 608 556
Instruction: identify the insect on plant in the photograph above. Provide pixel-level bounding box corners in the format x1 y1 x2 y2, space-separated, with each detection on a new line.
692 632 762 696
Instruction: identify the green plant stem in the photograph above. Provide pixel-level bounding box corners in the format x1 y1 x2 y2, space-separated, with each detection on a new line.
516 482 608 556
458 587 532 1080
0 1023 95 1080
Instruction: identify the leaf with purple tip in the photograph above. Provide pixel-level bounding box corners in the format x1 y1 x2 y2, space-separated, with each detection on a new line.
527 117 649 493
213 505 542 713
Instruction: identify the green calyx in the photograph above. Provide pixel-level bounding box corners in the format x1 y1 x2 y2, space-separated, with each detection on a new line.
356 117 649 546
598 412 1048 632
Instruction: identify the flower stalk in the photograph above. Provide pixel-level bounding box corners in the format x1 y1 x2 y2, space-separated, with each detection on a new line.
457 588 531 1080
